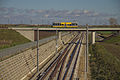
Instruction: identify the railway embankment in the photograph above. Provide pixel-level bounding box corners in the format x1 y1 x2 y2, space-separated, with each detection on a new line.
89 32 120 80
0 29 30 50
0 32 76 80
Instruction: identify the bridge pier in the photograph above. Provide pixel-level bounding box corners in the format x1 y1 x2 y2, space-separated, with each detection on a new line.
117 31 120 35
58 31 62 41
91 31 96 44
58 31 64 45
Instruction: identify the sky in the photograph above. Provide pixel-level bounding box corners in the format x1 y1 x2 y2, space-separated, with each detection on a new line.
0 0 120 24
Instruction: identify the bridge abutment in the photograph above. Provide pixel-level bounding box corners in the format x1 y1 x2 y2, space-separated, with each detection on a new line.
91 31 96 44
16 30 34 41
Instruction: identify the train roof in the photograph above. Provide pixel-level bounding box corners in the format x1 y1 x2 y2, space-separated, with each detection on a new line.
53 22 78 23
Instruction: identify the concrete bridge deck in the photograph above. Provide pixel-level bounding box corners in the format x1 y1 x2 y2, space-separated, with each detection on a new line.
8 27 120 44
9 27 120 31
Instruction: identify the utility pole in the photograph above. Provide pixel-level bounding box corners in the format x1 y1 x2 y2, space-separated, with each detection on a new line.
42 19 43 25
21 20 23 24
48 20 50 25
37 28 39 72
8 18 10 24
30 20 32 24
85 24 88 80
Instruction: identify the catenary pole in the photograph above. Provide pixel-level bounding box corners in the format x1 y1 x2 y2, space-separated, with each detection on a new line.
86 24 88 72
37 28 39 72
85 24 88 80
56 28 58 54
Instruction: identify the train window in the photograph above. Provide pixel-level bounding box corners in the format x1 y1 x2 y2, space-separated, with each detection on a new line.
68 24 72 26
67 24 70 26
72 23 74 26
72 23 77 26
56 23 59 25
75 23 78 25
53 23 58 25
53 22 77 26
60 23 61 25
61 24 63 26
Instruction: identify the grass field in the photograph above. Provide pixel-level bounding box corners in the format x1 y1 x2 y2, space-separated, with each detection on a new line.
0 24 52 28
0 29 56 50
0 29 31 50
89 25 120 28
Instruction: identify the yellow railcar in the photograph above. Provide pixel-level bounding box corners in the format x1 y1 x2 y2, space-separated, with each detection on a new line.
52 22 78 28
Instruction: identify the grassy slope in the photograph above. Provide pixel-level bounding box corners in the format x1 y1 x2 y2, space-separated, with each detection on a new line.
97 31 113 34
0 29 31 50
97 31 115 38
104 35 120 43
90 32 120 79
102 35 120 59
89 44 120 80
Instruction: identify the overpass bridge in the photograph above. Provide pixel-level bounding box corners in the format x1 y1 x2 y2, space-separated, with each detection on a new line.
9 27 120 44
9 27 120 31
1 26 120 79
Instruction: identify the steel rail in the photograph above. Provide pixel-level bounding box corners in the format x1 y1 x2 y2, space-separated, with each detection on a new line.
69 33 84 80
48 36 78 80
56 33 82 80
37 33 79 80
43 34 79 80
62 36 80 80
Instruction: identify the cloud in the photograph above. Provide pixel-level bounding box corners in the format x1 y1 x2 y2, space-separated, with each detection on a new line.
0 7 119 24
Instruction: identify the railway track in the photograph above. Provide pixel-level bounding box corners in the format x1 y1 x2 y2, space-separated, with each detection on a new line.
33 32 84 80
